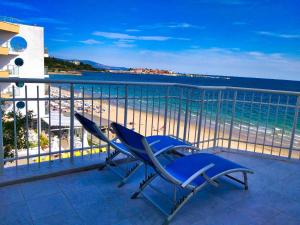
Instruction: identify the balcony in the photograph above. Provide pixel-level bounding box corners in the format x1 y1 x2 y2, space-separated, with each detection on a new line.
0 46 9 55
0 21 20 34
0 78 300 225
0 70 9 78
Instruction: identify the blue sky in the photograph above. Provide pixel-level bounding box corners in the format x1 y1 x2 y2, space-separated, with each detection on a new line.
1 0 300 80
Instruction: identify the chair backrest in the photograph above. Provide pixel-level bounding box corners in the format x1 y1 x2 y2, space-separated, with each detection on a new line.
110 122 153 164
111 122 180 184
75 112 110 143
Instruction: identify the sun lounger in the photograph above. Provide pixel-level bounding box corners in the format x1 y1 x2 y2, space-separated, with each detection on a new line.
111 122 254 224
75 112 191 187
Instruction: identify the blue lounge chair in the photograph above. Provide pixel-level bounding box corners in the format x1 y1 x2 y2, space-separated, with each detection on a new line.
74 112 192 187
111 122 253 224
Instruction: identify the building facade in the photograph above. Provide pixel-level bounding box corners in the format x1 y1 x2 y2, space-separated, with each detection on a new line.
0 20 46 117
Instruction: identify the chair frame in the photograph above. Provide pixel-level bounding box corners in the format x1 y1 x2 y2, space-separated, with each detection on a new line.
111 122 253 225
74 112 191 187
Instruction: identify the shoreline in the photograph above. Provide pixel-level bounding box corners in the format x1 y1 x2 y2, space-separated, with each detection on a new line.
49 86 297 158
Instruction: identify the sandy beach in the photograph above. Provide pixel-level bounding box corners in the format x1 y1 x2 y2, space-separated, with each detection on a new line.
50 86 297 159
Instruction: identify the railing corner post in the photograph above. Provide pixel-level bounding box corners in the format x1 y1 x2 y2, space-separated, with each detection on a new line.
288 95 300 159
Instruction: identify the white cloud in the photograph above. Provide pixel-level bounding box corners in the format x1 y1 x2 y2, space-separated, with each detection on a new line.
139 22 204 30
167 23 205 29
125 29 141 32
114 39 135 48
0 1 38 11
257 31 300 39
80 39 102 44
93 31 188 41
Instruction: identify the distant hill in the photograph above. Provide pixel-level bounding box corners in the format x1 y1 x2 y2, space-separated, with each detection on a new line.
45 57 107 72
78 60 128 71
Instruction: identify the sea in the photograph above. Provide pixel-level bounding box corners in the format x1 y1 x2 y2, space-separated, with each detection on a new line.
49 72 300 146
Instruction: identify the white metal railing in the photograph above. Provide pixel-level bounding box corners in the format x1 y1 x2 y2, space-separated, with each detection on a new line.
0 78 299 174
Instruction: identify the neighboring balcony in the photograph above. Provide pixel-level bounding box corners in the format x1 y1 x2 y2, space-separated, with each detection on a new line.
0 70 9 77
0 46 9 55
0 21 20 34
0 78 299 225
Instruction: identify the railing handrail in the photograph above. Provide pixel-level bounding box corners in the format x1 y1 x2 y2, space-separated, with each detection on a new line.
0 77 299 96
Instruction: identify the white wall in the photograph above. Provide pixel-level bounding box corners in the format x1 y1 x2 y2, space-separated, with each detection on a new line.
0 23 46 117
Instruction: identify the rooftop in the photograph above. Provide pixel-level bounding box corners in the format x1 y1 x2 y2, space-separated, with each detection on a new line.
1 151 300 225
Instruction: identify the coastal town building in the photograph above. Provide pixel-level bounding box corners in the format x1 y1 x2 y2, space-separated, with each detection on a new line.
71 60 81 65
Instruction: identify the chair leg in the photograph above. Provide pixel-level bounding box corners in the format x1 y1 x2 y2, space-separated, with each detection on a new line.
243 172 248 190
98 150 120 171
131 173 158 199
164 189 196 224
118 162 143 187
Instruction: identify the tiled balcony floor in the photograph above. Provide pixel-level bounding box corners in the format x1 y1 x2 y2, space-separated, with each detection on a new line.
1 151 300 225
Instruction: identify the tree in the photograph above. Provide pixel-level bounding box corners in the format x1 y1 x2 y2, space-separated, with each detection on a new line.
40 133 49 150
2 104 33 161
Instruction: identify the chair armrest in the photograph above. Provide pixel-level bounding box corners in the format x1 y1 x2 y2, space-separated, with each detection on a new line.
154 145 175 156
149 140 161 146
181 163 215 188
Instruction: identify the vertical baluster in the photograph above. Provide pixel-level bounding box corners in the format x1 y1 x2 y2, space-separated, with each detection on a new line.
221 92 229 147
59 87 62 160
124 85 128 126
116 87 119 124
25 86 29 165
176 88 183 138
254 94 263 152
145 88 149 136
237 92 246 150
213 91 222 148
37 86 40 165
279 96 289 156
202 92 209 149
168 94 173 136
207 92 214 147
157 89 161 135
245 93 255 151
13 86 18 168
138 87 142 133
163 87 169 136
107 86 111 157
81 87 85 156
183 89 190 141
48 85 52 163
0 95 3 174
99 86 103 153
70 84 75 161
187 91 193 142
132 87 136 130
193 95 201 145
151 92 155 136
228 91 237 150
91 86 94 155
196 90 205 148
270 96 280 155
262 95 272 154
